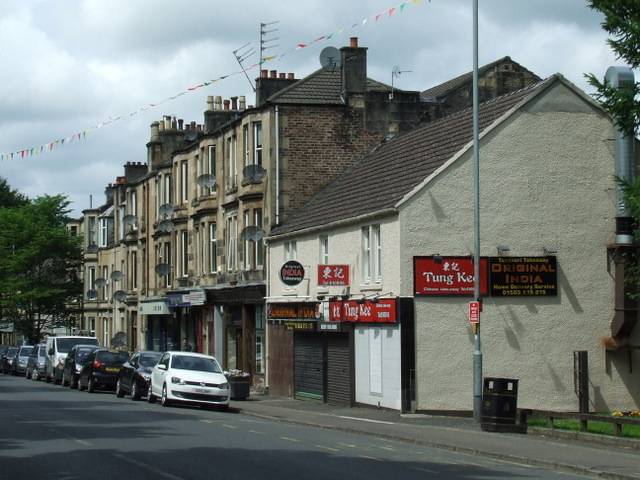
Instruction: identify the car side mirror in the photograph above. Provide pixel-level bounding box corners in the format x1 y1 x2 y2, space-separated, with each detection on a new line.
48 348 54 355
157 364 167 371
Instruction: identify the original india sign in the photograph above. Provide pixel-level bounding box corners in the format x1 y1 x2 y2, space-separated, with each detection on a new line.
490 256 557 296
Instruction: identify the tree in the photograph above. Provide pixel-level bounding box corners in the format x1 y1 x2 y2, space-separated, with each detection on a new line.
586 1 640 137
0 194 83 344
0 177 29 208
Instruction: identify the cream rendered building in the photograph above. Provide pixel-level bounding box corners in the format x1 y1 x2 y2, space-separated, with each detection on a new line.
267 74 640 413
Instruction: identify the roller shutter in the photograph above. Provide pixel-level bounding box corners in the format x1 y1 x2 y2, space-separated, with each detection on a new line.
293 333 324 402
326 334 351 406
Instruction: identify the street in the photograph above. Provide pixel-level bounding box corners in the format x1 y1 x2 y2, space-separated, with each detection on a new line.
1 374 588 479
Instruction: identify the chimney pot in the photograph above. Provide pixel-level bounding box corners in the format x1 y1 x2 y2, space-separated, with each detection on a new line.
215 96 222 110
350 37 358 47
206 96 214 111
288 73 294 80
231 96 238 110
261 70 268 78
224 99 230 110
178 119 184 129
239 96 246 110
270 70 277 78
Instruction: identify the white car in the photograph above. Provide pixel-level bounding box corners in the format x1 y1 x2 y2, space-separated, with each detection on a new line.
148 352 230 410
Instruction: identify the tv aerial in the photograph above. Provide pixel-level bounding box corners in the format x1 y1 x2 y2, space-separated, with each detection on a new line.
320 46 342 72
233 42 257 92
95 278 107 287
260 21 279 63
158 203 175 217
155 263 172 277
241 225 265 242
86 244 99 254
184 130 198 142
110 270 124 282
86 289 98 300
158 219 175 233
113 290 126 302
197 173 216 189
390 66 412 99
123 214 137 227
242 164 266 182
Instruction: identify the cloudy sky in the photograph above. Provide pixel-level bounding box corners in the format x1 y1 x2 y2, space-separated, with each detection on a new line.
0 0 621 217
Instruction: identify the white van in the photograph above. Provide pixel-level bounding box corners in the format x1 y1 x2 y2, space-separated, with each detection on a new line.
45 335 100 384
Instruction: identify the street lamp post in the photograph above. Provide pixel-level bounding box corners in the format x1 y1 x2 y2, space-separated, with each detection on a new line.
472 0 483 423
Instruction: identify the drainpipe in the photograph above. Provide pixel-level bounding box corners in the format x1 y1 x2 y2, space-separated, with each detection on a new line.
606 66 638 341
275 105 280 226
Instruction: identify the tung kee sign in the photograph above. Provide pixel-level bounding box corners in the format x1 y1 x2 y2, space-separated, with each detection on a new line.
328 298 397 323
414 256 489 296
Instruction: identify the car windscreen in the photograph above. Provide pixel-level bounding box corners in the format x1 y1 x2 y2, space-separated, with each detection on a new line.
56 338 98 353
19 347 33 357
77 348 95 362
139 353 162 367
38 345 47 356
96 351 129 366
171 355 222 373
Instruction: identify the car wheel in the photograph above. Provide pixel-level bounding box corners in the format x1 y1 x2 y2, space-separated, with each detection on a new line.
87 377 95 393
77 377 84 391
131 381 141 401
32 371 39 381
217 404 229 412
45 372 51 383
161 384 171 407
116 378 125 398
147 382 156 403
69 375 77 389
61 372 68 387
53 372 61 385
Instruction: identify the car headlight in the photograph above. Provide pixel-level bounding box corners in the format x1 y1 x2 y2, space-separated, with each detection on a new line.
75 365 83 374
220 382 229 389
36 361 44 368
57 356 65 367
140 372 151 381
171 376 185 385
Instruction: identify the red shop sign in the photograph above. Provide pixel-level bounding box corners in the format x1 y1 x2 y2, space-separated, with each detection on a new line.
329 298 397 323
414 256 488 296
318 265 350 286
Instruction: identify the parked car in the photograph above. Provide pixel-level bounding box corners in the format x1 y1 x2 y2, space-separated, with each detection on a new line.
1 347 19 374
116 350 162 400
0 345 10 358
45 335 100 384
78 348 129 393
148 351 230 410
26 344 47 380
11 345 34 376
61 344 101 388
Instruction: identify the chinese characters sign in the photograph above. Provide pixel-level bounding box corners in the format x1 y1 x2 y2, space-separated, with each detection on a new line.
318 265 350 286
414 256 488 296
328 298 397 323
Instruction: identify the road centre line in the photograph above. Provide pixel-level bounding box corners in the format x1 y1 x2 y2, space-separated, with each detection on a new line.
113 453 185 480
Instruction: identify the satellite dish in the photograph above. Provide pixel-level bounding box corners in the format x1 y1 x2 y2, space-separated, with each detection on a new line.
123 214 137 226
241 225 265 242
158 203 175 217
197 173 216 188
243 164 266 182
111 331 127 348
110 271 124 282
95 278 108 287
320 46 342 72
86 289 98 300
86 244 99 254
113 290 126 302
158 219 174 233
155 263 172 277
184 130 198 142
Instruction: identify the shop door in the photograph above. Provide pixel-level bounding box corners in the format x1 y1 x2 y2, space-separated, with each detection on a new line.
326 334 351 406
293 333 324 402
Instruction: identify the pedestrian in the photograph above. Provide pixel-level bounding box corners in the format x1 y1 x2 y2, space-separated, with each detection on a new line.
182 338 193 352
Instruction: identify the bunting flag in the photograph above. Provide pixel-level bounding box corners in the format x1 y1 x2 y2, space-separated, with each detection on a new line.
1 0 425 162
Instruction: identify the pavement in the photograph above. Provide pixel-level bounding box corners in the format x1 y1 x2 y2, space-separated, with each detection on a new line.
231 393 640 480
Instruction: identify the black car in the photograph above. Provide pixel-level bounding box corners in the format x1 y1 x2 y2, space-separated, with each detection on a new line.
116 350 162 400
62 344 101 389
78 348 129 393
26 343 47 380
1 347 19 374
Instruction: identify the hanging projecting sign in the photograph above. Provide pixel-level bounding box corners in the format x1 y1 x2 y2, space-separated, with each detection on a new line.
414 256 489 296
280 260 305 286
489 256 557 296
317 265 350 286
328 298 397 323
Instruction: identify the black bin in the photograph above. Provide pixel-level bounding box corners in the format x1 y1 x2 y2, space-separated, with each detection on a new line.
481 377 518 432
